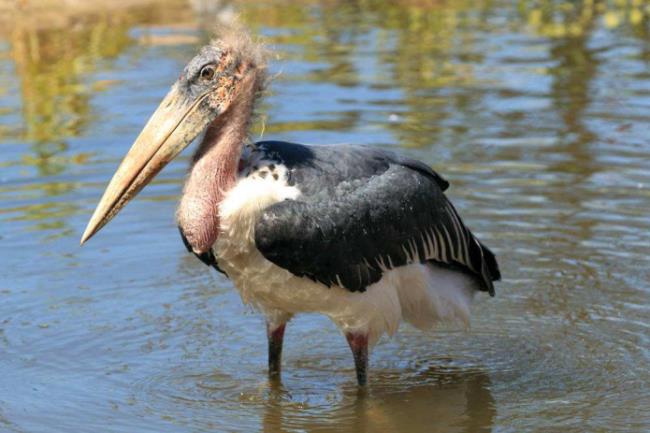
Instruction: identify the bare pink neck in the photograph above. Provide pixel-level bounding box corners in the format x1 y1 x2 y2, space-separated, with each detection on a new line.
177 80 257 254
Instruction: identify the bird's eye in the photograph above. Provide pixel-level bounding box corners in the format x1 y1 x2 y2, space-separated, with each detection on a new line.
200 65 215 81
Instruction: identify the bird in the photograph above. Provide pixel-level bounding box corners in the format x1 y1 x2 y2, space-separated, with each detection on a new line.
80 28 500 387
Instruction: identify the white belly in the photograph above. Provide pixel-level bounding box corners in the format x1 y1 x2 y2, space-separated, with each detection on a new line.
214 164 475 346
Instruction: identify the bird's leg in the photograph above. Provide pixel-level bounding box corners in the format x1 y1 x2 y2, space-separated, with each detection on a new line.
266 322 286 378
345 332 369 386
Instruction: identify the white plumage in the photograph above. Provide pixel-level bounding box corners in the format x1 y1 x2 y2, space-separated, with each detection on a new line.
215 164 476 347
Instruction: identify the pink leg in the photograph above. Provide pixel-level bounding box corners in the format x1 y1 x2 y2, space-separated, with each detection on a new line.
267 322 286 378
345 332 369 386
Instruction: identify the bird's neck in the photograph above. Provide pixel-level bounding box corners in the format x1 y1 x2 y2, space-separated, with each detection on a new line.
177 76 259 254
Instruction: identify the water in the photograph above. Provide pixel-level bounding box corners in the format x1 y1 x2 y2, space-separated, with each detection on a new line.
1 1 649 432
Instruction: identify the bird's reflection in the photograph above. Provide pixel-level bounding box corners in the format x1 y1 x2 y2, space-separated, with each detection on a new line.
261 364 495 433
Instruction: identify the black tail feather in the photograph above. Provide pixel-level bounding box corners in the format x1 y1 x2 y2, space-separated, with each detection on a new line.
478 241 501 282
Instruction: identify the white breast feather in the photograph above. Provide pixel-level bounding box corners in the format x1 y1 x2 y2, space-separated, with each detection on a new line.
215 162 475 346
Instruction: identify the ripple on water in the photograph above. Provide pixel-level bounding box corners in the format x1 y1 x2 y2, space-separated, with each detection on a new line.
2 1 650 432
129 350 499 433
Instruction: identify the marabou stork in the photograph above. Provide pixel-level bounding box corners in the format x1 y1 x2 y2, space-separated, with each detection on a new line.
81 30 501 386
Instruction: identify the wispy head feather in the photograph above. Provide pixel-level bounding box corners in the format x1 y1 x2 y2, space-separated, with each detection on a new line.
211 20 269 75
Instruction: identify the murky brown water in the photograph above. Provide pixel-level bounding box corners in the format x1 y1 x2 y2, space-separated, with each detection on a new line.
0 1 649 432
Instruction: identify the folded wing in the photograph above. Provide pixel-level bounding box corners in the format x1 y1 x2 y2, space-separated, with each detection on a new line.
254 161 500 294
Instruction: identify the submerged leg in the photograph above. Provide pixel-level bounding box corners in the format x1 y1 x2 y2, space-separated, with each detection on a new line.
345 332 369 386
267 322 286 378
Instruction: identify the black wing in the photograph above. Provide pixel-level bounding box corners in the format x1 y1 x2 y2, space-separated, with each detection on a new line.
252 141 500 295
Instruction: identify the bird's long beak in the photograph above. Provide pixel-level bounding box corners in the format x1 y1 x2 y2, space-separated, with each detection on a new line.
80 84 215 245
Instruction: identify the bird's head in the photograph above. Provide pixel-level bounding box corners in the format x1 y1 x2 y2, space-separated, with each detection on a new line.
80 31 266 245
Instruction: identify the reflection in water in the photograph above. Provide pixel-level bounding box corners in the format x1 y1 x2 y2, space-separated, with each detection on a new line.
12 22 126 151
0 0 649 432
262 366 494 433
0 0 199 240
5 1 194 176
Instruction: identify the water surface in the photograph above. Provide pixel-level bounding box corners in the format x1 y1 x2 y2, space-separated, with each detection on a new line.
0 1 649 432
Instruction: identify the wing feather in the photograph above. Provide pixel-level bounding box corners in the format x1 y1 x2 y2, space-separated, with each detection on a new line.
254 162 499 294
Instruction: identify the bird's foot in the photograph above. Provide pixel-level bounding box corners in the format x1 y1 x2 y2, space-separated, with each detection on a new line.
345 332 369 386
